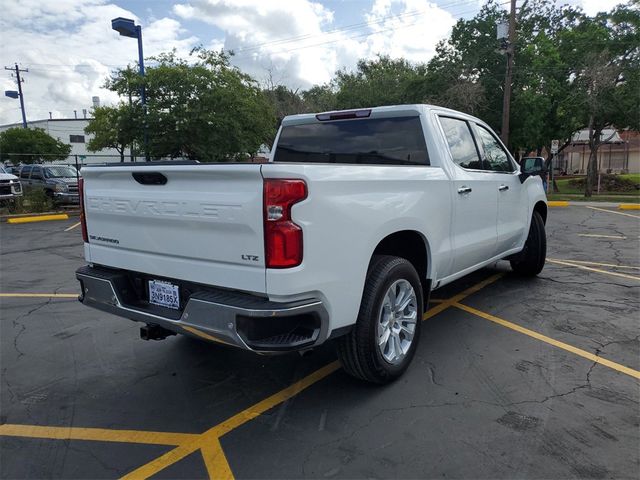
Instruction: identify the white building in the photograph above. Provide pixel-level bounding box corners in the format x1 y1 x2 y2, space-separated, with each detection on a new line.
0 118 127 165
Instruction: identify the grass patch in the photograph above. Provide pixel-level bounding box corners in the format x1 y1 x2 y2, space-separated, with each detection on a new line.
547 193 640 203
0 189 54 215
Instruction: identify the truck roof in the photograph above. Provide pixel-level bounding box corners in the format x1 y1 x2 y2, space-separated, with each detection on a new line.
281 104 482 127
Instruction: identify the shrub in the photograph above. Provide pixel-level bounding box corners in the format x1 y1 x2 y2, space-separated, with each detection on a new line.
567 174 637 193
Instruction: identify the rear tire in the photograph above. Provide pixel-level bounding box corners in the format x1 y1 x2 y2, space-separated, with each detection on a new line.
336 255 423 384
510 211 546 276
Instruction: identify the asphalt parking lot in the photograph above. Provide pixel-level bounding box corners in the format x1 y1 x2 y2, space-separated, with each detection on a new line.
1 205 638 479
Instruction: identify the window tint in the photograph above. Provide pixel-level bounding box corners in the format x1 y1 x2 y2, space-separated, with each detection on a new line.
20 166 32 178
274 116 429 166
439 117 483 170
474 125 514 172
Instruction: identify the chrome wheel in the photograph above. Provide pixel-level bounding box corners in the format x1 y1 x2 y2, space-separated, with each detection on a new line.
377 279 418 365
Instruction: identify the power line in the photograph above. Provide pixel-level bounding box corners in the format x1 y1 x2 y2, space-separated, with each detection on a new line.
231 0 484 54
23 0 505 72
232 1 511 61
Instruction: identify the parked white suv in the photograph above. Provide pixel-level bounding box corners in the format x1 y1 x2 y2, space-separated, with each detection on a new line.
0 165 23 203
76 105 547 383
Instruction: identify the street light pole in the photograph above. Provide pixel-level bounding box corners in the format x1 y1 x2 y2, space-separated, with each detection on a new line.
135 25 150 162
111 17 150 161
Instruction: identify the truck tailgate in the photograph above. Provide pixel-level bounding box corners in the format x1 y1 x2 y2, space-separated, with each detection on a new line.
82 164 266 294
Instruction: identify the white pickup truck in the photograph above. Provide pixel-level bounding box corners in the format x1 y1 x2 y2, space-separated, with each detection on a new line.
76 105 547 383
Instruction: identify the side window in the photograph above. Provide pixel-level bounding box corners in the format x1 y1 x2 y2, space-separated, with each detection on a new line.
439 117 483 170
20 166 31 178
31 167 43 179
474 125 514 172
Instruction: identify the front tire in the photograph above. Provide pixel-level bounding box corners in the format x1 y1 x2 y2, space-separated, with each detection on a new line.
336 255 423 384
510 211 546 276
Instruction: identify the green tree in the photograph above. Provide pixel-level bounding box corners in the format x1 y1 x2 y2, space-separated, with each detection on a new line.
301 84 337 112
420 0 586 159
334 55 425 109
107 49 275 161
85 105 140 162
421 1 507 130
0 127 71 164
566 5 640 196
263 85 307 134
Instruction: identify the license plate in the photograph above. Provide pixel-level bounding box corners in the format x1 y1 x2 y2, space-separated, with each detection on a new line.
148 280 180 310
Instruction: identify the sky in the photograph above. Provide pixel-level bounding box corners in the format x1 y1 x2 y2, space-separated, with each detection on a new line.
0 0 627 125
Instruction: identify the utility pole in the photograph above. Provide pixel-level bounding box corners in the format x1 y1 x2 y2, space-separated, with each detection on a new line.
500 0 516 147
4 64 28 128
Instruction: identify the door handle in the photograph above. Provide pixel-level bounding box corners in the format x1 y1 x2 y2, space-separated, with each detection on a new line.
498 185 509 191
457 186 472 195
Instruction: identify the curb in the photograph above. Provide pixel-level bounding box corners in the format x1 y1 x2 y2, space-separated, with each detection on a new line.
547 201 570 207
619 204 640 211
6 214 70 224
1 210 80 222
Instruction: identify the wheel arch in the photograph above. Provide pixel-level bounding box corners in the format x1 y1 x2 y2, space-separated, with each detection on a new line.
534 201 547 224
371 230 432 306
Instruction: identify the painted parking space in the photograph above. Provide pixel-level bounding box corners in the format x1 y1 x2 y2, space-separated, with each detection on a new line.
1 206 638 478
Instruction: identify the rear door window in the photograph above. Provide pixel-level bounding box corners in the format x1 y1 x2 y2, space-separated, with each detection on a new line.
438 117 483 170
31 167 43 179
473 125 515 173
274 116 429 165
20 166 32 178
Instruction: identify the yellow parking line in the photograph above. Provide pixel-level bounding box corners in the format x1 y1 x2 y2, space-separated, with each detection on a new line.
64 221 81 232
548 258 640 270
0 424 198 446
455 303 640 380
423 273 504 321
586 206 640 219
121 361 341 479
7 214 69 224
201 440 234 480
578 233 626 239
547 259 640 281
0 293 77 298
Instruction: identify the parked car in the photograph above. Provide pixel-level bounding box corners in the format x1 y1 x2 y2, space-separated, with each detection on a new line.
19 164 80 204
75 105 547 383
4 165 22 176
0 165 23 203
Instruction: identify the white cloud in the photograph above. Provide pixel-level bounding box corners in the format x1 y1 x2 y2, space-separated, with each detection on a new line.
365 0 456 64
173 0 456 89
572 0 626 16
0 0 199 125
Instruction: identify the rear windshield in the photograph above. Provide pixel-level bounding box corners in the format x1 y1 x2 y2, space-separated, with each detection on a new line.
273 116 429 165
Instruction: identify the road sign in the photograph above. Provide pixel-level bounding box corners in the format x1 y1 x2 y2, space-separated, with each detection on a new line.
551 139 559 154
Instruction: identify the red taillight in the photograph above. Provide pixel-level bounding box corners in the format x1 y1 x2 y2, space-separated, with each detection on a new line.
78 177 88 243
263 179 307 268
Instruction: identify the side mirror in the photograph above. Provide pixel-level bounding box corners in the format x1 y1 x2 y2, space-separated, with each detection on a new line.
519 158 546 183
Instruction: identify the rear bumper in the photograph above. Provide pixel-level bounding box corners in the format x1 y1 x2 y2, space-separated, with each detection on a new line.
76 265 329 353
